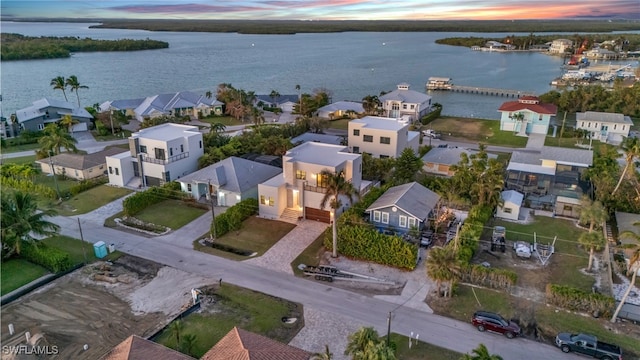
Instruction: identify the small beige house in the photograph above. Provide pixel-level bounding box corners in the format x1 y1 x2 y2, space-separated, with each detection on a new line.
496 190 523 221
36 147 125 181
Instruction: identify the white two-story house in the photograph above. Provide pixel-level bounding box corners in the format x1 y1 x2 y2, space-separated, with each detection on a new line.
106 123 204 188
379 83 432 122
348 116 419 158
576 111 633 145
258 142 367 223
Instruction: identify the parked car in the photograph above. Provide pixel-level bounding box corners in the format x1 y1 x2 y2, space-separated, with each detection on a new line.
555 333 622 360
471 311 521 339
420 230 433 247
422 129 441 138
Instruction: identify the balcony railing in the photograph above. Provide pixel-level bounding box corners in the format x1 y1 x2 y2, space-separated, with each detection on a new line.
141 152 189 165
303 184 328 194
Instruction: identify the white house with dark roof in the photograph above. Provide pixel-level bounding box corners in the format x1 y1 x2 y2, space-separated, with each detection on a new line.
254 94 299 113
348 116 419 158
316 101 365 119
177 156 282 207
15 98 93 132
99 98 146 118
258 142 365 223
105 123 203 188
365 182 440 234
133 91 223 121
379 83 432 122
576 111 633 144
421 147 498 177
496 190 524 221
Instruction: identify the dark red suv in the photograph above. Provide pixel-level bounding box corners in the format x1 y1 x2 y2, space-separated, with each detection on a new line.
472 311 522 339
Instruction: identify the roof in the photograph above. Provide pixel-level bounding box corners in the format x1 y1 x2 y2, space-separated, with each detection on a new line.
98 335 195 360
134 91 222 117
576 111 633 125
366 182 440 221
16 98 93 123
179 156 282 193
291 132 344 146
132 123 200 142
379 84 431 105
509 146 593 167
100 98 146 112
317 101 364 113
284 142 359 168
421 147 497 166
35 147 125 170
200 327 311 360
501 190 524 206
240 153 282 168
350 116 407 131
254 94 299 104
498 97 557 115
615 212 640 245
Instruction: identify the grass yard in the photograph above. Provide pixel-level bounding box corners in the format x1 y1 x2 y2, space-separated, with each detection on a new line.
544 136 605 149
0 154 37 166
390 333 462 360
56 185 132 216
91 130 132 141
199 116 245 127
327 118 350 130
154 283 304 358
135 199 208 230
42 235 98 265
428 117 528 147
0 259 49 295
291 227 328 276
1 142 41 153
194 217 296 260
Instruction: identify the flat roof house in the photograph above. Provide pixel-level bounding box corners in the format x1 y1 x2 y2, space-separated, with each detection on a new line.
498 96 557 136
348 116 420 158
422 147 498 177
379 83 432 122
576 111 633 145
15 98 93 133
105 123 204 188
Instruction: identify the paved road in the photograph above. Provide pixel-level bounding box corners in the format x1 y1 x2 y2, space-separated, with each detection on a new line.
0 132 128 160
49 205 576 360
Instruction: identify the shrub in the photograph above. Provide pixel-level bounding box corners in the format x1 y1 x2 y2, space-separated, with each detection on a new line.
210 198 258 238
69 177 108 196
420 105 442 125
460 264 517 290
21 242 73 272
545 284 615 317
123 182 186 216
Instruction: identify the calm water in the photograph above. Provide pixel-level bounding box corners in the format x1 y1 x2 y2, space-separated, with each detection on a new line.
1 22 634 119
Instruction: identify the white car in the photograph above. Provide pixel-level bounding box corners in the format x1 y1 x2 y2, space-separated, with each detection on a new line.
422 129 441 138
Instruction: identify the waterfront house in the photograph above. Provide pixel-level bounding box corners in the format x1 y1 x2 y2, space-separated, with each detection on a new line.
15 98 93 132
254 94 299 112
201 327 311 360
98 335 194 360
496 190 524 221
258 142 366 223
576 111 632 145
177 156 281 207
133 91 223 122
316 101 365 119
99 98 146 118
421 147 498 177
105 123 203 188
348 116 419 158
365 182 440 235
549 39 573 54
498 96 557 136
379 83 432 122
36 147 124 181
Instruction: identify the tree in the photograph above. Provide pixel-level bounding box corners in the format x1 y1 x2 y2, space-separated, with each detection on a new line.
320 169 357 258
65 75 89 107
38 123 78 155
579 196 608 233
345 327 380 357
460 343 503 360
181 333 197 357
295 84 301 114
59 114 79 133
426 245 461 297
362 95 381 115
205 90 213 99
611 221 640 323
269 89 280 107
392 148 422 185
311 345 333 360
578 231 605 272
209 122 226 134
612 136 640 195
50 76 68 101
169 320 184 351
353 341 396 360
1 191 60 259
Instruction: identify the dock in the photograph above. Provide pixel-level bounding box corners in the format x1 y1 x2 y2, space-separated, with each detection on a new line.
449 85 536 98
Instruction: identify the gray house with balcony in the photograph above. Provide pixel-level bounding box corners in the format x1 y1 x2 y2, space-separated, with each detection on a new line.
15 98 93 132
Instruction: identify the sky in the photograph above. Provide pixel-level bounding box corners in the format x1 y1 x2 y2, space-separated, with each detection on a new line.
1 0 639 21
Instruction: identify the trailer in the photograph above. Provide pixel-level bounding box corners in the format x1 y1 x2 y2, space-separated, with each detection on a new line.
299 264 396 285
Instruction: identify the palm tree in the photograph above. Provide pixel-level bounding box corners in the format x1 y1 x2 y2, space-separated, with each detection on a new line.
59 114 79 133
611 221 640 323
169 320 184 351
1 191 60 259
578 231 605 272
319 169 357 258
345 327 380 357
460 343 503 360
311 345 333 360
362 95 381 115
295 84 301 115
205 90 213 99
579 196 608 233
426 245 460 297
50 76 68 101
269 89 280 107
38 123 78 155
209 122 226 134
181 333 197 357
65 75 89 107
612 137 640 195
353 340 397 360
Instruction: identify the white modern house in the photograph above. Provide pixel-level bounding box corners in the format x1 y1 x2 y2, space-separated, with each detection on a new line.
498 96 558 136
105 123 204 188
575 111 633 144
15 98 93 132
496 190 524 221
348 116 420 158
379 83 432 122
258 142 367 223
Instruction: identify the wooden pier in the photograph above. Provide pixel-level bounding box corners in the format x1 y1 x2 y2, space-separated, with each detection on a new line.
448 85 535 98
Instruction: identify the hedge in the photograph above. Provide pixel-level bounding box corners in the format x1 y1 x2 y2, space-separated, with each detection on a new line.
211 198 258 238
546 284 615 317
123 182 185 216
420 105 442 125
21 242 73 273
68 177 108 196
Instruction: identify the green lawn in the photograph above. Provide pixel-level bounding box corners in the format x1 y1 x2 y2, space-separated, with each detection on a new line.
195 216 296 260
134 199 208 230
291 227 328 276
0 258 49 295
91 130 132 141
42 235 98 265
199 116 245 127
390 333 462 360
0 155 37 165
327 118 350 130
154 283 304 358
1 142 41 153
428 117 528 147
544 136 605 149
56 185 132 216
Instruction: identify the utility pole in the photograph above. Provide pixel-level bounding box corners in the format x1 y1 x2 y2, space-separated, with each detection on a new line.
386 311 392 348
208 181 217 242
78 218 88 264
48 151 61 201
109 108 115 135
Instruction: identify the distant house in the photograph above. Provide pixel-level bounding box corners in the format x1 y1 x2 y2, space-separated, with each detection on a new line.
576 111 633 145
15 98 93 132
99 98 146 118
379 83 432 122
98 335 194 360
549 39 573 54
584 48 618 60
348 116 419 158
133 91 223 121
106 123 203 188
254 94 299 113
365 182 440 235
421 147 498 177
291 132 344 146
316 101 365 119
498 96 557 136
496 190 524 221
36 147 125 181
177 156 282 207
201 327 311 360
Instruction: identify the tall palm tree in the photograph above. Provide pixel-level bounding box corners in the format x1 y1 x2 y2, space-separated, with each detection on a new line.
611 221 640 323
295 84 301 115
50 76 68 101
169 320 184 351
1 191 60 259
319 169 357 258
612 137 640 195
269 89 280 107
38 123 78 155
460 343 503 360
205 90 213 99
345 327 380 357
311 345 333 360
579 196 608 233
426 245 460 297
578 231 605 272
209 122 226 134
59 114 79 133
65 75 89 107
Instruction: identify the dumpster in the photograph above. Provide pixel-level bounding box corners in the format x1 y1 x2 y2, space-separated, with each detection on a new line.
93 241 108 259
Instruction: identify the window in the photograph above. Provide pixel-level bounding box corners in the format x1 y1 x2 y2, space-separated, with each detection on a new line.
581 121 585 127
155 148 166 160
373 211 381 222
353 146 360 154
410 105 415 109
115 168 119 175
381 212 389 224
199 140 202 149
180 144 184 153
163 171 170 181
187 184 192 191
380 155 389 159
622 125 626 131
538 114 543 121
260 195 266 205
614 124 617 130
503 208 512 214
408 218 416 228
169 148 173 156
588 122 591 128
109 166 113 174
268 197 274 206
353 129 360 136
296 170 306 180
37 123 45 130
317 173 328 188
399 215 407 228
403 104 407 109
563 205 572 211
139 145 147 153
392 103 400 111
380 137 391 144
363 135 373 142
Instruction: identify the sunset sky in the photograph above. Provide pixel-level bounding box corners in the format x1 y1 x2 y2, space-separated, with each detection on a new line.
2 0 639 21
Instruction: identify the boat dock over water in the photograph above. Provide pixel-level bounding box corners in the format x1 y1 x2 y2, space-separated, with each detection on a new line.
426 77 536 97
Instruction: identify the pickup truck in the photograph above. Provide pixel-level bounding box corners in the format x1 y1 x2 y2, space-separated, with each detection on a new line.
555 333 622 360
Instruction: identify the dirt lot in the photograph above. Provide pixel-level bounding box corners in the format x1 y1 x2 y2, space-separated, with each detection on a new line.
0 255 213 360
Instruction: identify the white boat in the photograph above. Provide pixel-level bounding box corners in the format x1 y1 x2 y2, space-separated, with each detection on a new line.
426 77 453 90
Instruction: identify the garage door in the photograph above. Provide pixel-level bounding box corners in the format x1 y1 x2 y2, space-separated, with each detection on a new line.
72 122 88 132
305 207 331 223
